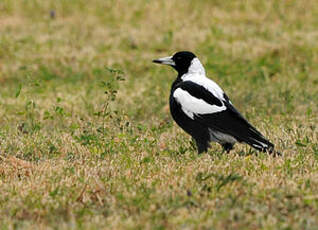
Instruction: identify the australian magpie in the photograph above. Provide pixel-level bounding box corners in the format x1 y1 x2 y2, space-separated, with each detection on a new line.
153 51 277 154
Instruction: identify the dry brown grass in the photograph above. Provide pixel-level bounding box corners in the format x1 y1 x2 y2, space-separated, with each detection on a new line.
0 0 318 229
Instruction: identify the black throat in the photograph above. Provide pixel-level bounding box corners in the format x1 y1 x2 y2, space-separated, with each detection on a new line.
170 76 182 94
173 68 188 77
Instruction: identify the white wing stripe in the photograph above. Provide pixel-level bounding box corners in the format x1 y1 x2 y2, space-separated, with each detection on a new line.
173 88 227 120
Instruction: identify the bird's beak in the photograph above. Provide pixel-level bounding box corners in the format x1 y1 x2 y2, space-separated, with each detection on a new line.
152 56 175 66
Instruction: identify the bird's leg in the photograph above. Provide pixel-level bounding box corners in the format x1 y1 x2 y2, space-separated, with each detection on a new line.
221 143 234 154
195 139 210 154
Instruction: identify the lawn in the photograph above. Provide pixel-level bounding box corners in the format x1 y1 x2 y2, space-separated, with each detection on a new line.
0 0 318 229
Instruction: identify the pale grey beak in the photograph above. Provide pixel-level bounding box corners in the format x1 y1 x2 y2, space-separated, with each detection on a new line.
152 56 175 66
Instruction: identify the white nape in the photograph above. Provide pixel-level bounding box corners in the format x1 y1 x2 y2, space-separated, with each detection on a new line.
187 58 206 75
181 63 226 102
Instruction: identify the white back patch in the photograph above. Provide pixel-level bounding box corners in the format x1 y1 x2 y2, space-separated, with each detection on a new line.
173 88 227 120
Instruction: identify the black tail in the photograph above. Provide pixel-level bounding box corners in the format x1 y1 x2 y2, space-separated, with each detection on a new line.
244 131 281 156
241 126 275 153
223 102 278 154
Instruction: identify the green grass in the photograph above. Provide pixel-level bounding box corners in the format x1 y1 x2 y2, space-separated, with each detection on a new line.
0 0 318 229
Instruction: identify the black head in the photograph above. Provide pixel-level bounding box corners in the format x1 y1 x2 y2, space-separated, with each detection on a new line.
153 51 197 76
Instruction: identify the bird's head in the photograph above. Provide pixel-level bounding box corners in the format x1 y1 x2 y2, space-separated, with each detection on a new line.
153 51 205 76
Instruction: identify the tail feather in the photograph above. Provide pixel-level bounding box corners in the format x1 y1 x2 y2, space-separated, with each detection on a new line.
240 126 279 155
223 102 277 154
245 135 274 153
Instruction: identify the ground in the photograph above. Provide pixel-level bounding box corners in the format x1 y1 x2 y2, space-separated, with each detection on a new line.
0 0 318 229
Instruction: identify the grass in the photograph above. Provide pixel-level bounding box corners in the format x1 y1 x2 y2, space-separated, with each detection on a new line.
0 0 318 229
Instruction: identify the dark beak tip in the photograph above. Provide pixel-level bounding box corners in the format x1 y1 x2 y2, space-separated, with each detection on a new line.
152 59 161 64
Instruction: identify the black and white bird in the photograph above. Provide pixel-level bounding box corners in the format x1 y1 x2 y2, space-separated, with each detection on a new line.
153 51 277 154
